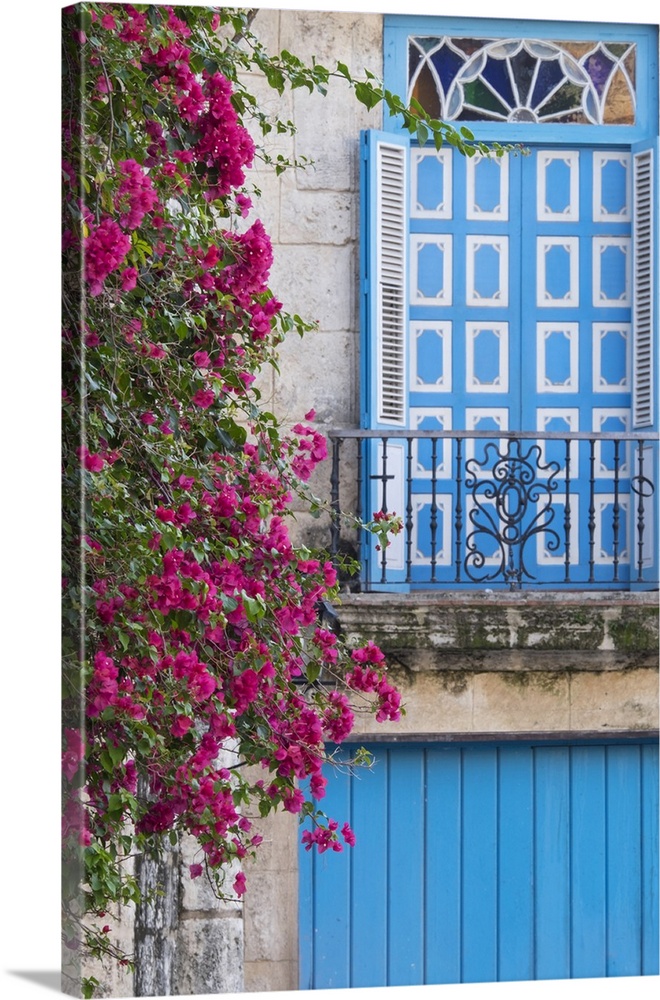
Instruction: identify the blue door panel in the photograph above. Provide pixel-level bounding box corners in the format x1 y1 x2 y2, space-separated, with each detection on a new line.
424 750 462 983
642 743 660 973
462 748 498 982
300 741 659 988
570 745 607 978
534 747 571 978
606 745 643 976
498 748 535 981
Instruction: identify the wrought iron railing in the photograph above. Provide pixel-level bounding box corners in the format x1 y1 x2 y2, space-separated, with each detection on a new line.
327 429 659 591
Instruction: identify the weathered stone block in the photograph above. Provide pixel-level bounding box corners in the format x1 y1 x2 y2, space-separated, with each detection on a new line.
243 871 297 963
270 244 356 330
473 671 571 731
173 916 243 995
569 669 659 730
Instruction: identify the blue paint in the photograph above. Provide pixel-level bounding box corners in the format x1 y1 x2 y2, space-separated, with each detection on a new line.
416 327 445 384
300 740 659 988
545 158 572 214
600 158 629 215
599 244 628 301
473 157 502 213
416 155 445 213
417 242 446 299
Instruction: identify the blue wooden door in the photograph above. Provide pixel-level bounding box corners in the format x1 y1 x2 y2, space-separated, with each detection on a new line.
363 138 641 587
299 740 659 988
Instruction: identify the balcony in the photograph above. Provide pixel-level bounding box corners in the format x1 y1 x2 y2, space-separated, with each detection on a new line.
326 429 659 592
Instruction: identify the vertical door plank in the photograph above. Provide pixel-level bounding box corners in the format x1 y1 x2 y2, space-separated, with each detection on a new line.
641 742 659 974
498 746 535 981
462 747 499 982
534 746 571 979
606 744 643 976
425 747 462 983
387 748 426 985
311 761 352 988
350 749 389 987
570 744 607 978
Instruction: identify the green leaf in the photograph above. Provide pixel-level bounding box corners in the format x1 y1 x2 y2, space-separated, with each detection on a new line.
416 122 429 147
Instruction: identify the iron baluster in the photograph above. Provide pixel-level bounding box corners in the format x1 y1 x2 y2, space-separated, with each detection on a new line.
405 436 413 584
563 437 571 583
430 437 438 582
455 436 463 582
588 438 596 583
636 439 646 581
612 438 621 583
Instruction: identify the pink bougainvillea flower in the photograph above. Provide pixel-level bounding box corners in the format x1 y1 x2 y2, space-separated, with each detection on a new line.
192 388 215 409
140 411 156 425
189 863 204 879
193 350 211 368
78 447 105 472
120 266 138 291
171 715 192 738
233 872 247 897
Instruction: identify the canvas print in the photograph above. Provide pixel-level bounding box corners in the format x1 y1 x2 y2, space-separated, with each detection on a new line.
62 3 658 998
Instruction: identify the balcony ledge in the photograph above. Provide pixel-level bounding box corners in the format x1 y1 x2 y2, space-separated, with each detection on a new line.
335 589 659 673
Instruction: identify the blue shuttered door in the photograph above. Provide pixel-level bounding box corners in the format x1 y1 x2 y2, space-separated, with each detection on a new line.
299 740 659 988
362 137 654 588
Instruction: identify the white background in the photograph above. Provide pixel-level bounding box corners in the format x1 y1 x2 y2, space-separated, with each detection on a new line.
1 1 657 998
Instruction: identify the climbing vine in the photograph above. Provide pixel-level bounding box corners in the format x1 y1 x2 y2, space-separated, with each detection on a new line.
62 5 487 991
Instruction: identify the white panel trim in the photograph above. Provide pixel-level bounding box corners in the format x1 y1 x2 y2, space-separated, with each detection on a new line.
593 150 631 223
411 233 453 306
410 406 452 478
536 494 580 566
593 236 632 307
464 408 509 478
466 322 509 393
410 321 452 393
536 407 580 476
375 440 406 570
592 407 631 477
537 237 580 307
592 322 631 393
466 152 509 221
537 149 580 222
411 495 453 566
411 147 453 219
466 235 509 307
536 322 579 393
594 494 631 565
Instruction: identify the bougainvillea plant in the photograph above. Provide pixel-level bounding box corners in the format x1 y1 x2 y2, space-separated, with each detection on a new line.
62 4 491 992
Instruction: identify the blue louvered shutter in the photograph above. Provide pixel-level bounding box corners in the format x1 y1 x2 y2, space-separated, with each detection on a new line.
631 140 659 587
360 130 410 588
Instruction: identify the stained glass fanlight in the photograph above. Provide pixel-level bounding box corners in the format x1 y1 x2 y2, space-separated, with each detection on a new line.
408 36 637 125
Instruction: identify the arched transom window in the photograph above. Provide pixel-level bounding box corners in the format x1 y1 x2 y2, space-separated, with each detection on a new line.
408 36 637 125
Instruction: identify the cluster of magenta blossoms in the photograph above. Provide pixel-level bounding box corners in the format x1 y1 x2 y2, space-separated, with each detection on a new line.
62 3 403 964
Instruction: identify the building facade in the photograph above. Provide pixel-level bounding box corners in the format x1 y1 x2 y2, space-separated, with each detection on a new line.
246 5 659 994
82 6 659 996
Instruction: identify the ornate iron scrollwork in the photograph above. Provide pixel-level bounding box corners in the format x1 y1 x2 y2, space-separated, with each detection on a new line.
464 438 561 589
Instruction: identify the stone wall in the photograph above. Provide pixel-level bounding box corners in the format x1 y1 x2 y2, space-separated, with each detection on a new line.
245 6 383 550
241 9 385 991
